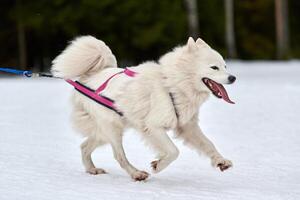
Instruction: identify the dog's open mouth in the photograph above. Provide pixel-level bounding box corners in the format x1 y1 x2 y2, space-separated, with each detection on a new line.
202 78 235 104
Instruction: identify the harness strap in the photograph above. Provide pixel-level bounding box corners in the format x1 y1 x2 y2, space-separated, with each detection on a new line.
65 68 137 116
66 79 123 116
66 79 116 108
95 68 137 94
169 93 179 118
95 72 122 94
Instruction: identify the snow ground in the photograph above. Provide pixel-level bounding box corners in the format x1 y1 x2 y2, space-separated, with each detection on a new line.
0 61 300 200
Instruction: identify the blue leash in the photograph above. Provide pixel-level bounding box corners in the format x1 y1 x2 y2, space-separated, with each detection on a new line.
0 67 56 78
0 68 33 77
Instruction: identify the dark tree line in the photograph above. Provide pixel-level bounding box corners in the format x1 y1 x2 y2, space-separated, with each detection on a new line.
0 0 299 72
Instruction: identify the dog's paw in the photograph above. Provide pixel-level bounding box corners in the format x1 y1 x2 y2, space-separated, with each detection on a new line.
151 159 167 173
131 170 149 181
212 157 233 172
151 160 158 171
86 167 107 175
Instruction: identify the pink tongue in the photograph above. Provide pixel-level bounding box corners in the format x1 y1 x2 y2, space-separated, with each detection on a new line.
212 81 235 104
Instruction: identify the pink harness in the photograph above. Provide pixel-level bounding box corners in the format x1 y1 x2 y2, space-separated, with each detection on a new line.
66 68 137 116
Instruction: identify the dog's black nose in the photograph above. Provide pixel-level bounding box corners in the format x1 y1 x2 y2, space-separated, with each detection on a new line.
228 75 236 83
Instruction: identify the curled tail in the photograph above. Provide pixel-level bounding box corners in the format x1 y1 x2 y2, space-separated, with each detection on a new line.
51 35 117 79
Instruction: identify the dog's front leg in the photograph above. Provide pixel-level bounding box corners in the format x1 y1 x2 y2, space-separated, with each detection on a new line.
142 128 179 173
176 118 232 171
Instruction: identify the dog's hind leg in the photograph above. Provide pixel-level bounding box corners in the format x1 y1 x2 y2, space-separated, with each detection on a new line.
73 106 107 174
81 136 107 175
107 126 149 181
142 128 179 173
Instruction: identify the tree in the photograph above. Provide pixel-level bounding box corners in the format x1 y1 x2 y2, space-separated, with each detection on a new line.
184 0 199 39
224 0 236 58
16 0 27 69
234 0 275 59
275 0 290 59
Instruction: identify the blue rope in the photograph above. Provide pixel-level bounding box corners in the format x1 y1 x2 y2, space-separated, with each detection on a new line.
0 68 33 77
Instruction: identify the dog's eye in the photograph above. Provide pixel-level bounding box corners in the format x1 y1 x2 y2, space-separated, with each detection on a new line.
210 66 219 70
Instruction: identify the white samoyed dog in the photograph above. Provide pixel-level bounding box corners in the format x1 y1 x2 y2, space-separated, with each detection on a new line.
51 36 236 181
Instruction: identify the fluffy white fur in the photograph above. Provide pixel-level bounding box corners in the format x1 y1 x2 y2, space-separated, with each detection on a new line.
51 36 234 181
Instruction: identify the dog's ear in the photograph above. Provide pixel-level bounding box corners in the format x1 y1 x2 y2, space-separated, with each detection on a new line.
196 38 211 49
187 37 197 52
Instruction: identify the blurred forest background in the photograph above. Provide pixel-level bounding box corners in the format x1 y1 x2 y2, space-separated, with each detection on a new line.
0 0 299 72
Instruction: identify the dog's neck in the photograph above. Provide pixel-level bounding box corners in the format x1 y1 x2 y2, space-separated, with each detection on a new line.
162 73 210 125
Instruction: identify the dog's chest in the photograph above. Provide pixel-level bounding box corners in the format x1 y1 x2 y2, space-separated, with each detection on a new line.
174 92 209 126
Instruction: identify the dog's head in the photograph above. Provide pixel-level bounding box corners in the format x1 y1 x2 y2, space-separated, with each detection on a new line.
160 37 236 104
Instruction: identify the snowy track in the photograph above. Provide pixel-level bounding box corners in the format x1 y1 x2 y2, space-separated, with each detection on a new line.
0 62 300 200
